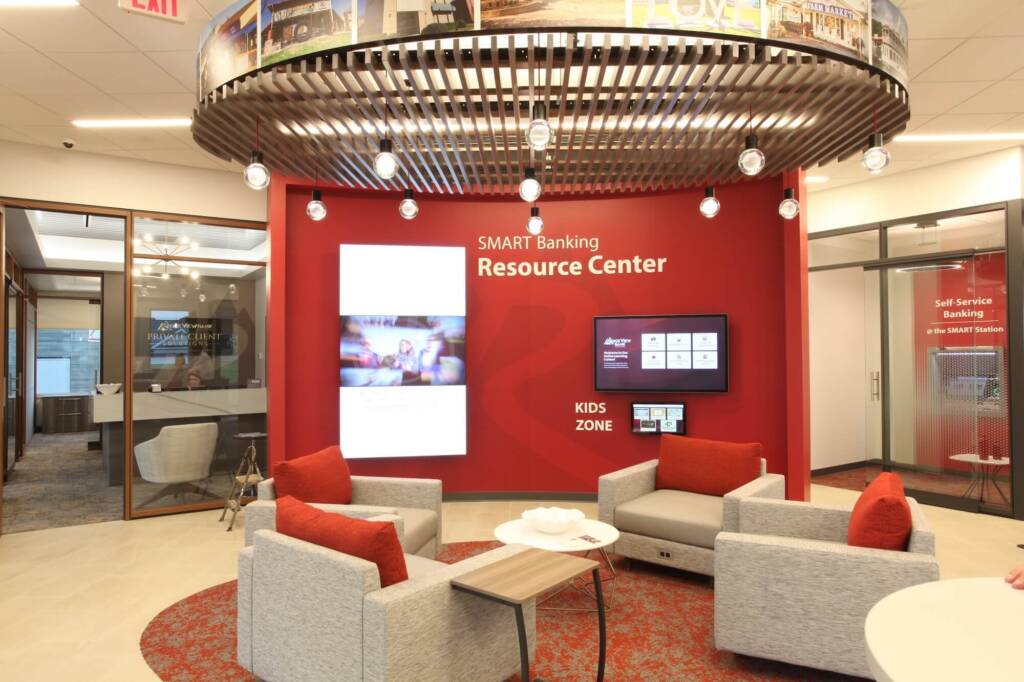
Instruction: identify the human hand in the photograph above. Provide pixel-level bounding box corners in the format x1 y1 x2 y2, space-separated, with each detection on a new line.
1005 563 1024 589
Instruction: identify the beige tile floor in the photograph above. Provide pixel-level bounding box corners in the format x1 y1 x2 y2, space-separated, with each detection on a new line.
0 486 1022 681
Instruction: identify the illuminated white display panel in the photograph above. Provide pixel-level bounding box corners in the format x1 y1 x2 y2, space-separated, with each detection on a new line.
339 245 466 459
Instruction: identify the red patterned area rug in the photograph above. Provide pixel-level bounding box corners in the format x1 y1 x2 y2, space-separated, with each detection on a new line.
140 541 860 681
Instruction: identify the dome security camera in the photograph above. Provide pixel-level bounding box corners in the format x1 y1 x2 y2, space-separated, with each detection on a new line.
62 138 76 150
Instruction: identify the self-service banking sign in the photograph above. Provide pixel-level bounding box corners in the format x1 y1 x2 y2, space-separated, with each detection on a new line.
118 0 188 24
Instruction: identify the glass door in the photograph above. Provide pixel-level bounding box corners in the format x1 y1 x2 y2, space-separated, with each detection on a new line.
4 282 22 475
876 252 1010 513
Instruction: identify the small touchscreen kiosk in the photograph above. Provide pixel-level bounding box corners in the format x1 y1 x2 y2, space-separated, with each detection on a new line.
631 402 686 435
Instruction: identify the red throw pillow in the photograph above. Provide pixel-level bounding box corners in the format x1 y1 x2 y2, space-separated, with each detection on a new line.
848 472 912 551
275 495 408 587
274 445 352 504
655 435 762 497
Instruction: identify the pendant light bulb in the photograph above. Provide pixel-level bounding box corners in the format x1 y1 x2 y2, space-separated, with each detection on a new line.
778 188 800 220
306 189 327 221
526 102 552 152
519 167 542 203
526 207 544 235
374 138 398 180
861 132 891 174
398 189 419 220
699 187 720 219
243 150 270 190
737 134 766 176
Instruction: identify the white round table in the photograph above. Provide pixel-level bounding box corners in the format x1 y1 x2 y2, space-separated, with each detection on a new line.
494 518 619 552
949 453 1011 505
865 578 1024 682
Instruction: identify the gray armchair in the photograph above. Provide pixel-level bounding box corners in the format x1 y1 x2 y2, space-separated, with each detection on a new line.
714 496 940 678
244 475 442 558
238 528 535 682
598 458 784 576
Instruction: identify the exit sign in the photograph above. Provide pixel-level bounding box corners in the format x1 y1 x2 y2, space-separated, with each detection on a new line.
118 0 189 24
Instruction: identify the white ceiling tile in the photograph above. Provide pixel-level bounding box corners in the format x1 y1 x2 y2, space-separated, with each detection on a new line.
165 127 199 146
105 129 189 151
903 114 936 132
194 0 236 18
0 125 34 144
975 2 1024 37
130 147 229 170
913 112 1018 133
0 52 98 95
48 52 190 94
0 7 135 53
100 149 143 161
75 0 209 53
908 39 963 79
950 80 1024 114
897 0 1022 40
0 26 31 52
988 112 1024 131
915 37 1024 82
25 93 137 120
0 95 69 126
145 50 197 91
907 81 992 115
115 92 197 117
927 139 1024 161
11 124 124 152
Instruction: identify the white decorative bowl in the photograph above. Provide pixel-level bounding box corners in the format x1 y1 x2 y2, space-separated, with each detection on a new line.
95 383 121 395
521 506 585 534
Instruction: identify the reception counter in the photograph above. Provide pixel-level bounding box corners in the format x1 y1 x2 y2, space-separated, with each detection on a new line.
95 388 267 487
93 388 267 423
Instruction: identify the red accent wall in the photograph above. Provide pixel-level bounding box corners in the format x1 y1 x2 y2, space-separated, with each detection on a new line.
268 177 809 495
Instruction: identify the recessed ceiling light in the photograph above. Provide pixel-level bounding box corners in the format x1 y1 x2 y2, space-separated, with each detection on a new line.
72 118 191 129
893 132 1024 143
0 0 78 6
804 175 829 184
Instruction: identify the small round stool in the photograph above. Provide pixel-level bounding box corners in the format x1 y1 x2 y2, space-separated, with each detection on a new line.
220 432 267 531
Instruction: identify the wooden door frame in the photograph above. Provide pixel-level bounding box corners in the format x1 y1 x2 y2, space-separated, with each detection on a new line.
125 210 265 520
0 204 5 532
0 197 267 524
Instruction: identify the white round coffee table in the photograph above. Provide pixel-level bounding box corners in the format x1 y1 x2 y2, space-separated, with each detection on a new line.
495 517 619 611
494 518 619 553
865 577 1024 681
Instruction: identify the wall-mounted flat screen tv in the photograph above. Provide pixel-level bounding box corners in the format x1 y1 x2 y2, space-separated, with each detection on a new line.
594 314 728 392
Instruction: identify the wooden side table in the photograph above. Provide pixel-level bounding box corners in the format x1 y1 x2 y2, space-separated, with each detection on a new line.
451 547 606 682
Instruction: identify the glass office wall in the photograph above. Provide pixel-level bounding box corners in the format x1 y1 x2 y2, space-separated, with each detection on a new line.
128 216 266 515
810 207 1011 515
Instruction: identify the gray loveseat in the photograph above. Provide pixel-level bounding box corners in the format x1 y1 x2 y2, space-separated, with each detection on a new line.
598 457 785 576
244 475 442 558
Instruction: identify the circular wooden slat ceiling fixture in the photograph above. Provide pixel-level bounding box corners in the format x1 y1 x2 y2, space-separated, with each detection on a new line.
193 29 910 197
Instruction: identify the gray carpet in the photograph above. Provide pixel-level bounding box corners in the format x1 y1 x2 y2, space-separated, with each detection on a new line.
2 432 122 534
